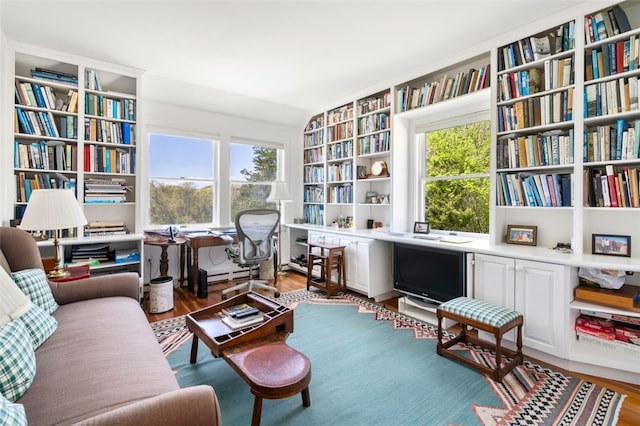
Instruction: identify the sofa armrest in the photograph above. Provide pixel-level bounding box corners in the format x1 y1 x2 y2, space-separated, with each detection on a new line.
73 386 221 426
49 272 140 305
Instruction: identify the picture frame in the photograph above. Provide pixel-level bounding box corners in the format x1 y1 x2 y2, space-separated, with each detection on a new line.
592 234 631 257
413 221 430 234
506 225 537 246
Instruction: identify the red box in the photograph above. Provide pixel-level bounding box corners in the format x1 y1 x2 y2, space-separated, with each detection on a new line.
575 315 615 333
615 325 640 345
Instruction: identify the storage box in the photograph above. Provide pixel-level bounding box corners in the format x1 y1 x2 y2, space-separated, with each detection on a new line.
574 284 640 313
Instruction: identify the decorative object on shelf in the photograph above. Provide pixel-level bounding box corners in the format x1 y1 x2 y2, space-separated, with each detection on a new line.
267 181 292 277
377 194 390 204
365 190 378 204
591 234 631 257
506 224 537 246
357 165 368 179
19 189 87 278
413 221 430 234
552 242 573 253
369 160 389 177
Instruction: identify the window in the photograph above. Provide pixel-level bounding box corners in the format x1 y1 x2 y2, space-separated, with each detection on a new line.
420 120 491 234
148 133 216 226
229 141 282 221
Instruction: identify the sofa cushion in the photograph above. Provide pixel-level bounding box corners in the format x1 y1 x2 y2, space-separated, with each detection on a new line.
0 393 27 426
0 321 36 402
11 269 58 314
0 267 30 326
16 303 57 349
18 297 179 425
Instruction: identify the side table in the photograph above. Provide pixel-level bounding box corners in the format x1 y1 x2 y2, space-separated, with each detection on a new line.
48 264 90 282
306 241 346 298
144 236 186 286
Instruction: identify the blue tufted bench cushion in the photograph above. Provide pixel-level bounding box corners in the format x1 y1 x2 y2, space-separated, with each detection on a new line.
438 296 521 328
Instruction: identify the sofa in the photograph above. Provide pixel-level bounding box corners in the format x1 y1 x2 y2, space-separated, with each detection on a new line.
0 227 221 425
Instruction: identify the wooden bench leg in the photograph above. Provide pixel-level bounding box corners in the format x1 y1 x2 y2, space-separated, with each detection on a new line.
190 335 199 364
251 395 263 426
301 387 311 407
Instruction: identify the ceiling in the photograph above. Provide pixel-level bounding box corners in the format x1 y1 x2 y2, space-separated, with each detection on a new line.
1 1 586 126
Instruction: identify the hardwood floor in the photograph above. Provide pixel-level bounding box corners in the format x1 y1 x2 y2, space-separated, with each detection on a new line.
143 271 640 425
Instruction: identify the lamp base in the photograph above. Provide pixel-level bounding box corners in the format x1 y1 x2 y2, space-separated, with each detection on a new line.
47 267 70 279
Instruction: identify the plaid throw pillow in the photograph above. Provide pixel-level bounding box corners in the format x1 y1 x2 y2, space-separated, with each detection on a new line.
0 321 36 402
0 393 27 426
16 303 57 349
11 268 58 314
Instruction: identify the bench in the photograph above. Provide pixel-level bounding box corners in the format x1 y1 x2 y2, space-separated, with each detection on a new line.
436 296 523 383
224 341 311 426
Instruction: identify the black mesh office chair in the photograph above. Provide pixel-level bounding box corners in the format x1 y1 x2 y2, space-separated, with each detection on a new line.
221 209 280 300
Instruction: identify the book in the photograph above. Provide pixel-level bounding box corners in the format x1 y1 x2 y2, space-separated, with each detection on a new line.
221 313 264 330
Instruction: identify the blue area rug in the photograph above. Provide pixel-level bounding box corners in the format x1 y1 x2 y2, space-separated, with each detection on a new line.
153 291 625 425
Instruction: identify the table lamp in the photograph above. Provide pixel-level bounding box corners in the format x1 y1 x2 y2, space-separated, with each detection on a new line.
19 189 88 278
267 181 292 276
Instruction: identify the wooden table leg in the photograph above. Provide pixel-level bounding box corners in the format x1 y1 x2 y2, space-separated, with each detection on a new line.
190 335 199 364
159 245 169 276
179 244 186 287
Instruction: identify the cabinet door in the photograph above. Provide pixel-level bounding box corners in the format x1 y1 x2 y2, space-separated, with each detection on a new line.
473 254 517 341
515 259 566 357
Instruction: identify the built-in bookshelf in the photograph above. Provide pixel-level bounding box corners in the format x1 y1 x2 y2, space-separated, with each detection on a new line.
10 46 143 279
303 112 325 225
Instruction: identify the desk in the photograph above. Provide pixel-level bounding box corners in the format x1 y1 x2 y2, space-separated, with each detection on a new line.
144 237 186 285
181 233 279 299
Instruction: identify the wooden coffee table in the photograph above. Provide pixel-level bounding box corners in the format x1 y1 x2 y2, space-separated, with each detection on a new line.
186 291 311 426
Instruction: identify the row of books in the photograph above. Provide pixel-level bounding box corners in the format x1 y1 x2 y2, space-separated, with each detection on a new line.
586 36 640 81
357 92 390 115
303 204 324 226
497 89 574 132
327 184 353 204
15 108 60 138
358 131 390 156
303 185 324 203
584 76 640 118
574 313 639 352
84 221 129 237
497 172 572 207
14 140 77 172
68 243 114 263
326 121 353 142
584 119 640 163
85 93 136 121
497 130 574 169
396 65 490 113
326 162 353 182
304 115 324 133
84 69 103 91
84 178 130 204
303 147 323 164
497 57 573 102
82 145 135 175
84 118 135 145
303 166 323 184
584 165 640 208
327 104 353 124
498 22 575 71
327 140 353 161
29 67 78 86
357 112 389 134
584 5 631 44
303 129 323 148
16 172 76 203
15 79 79 113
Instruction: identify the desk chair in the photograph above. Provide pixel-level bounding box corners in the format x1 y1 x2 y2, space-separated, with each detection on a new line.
221 209 281 300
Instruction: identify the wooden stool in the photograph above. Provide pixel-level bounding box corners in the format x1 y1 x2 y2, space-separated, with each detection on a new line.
306 242 346 298
224 341 311 426
436 296 523 383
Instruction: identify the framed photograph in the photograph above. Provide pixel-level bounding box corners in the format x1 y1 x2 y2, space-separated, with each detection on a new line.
506 225 537 246
413 221 430 234
592 234 631 257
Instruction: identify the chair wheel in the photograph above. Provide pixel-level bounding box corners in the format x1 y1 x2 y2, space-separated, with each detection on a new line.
221 293 227 301
274 291 280 298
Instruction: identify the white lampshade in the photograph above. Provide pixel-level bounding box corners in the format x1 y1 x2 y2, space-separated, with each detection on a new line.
267 181 292 203
20 189 87 232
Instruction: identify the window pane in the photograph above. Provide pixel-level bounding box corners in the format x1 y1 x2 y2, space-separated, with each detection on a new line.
424 121 490 234
230 183 272 221
149 134 213 179
149 179 213 225
230 143 277 182
425 177 490 233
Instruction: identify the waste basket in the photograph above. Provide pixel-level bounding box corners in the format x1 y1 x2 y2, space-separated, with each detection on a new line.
149 275 174 313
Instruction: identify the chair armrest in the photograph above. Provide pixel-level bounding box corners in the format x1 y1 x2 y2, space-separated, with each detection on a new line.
49 272 140 305
73 386 221 426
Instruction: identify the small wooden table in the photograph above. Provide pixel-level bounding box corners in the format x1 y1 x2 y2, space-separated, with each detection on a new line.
306 241 346 298
186 292 311 425
144 236 186 285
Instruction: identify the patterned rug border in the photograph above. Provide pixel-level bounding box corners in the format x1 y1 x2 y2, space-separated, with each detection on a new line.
151 289 626 426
